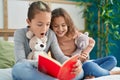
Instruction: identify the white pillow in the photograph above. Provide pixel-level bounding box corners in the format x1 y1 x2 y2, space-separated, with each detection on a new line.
0 68 13 80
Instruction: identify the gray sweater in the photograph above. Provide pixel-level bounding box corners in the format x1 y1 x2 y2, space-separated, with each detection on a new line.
14 28 69 64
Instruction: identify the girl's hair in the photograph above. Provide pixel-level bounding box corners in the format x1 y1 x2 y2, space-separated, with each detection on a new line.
28 1 51 21
50 8 76 38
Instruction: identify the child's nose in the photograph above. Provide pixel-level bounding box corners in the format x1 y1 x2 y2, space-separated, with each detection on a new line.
42 25 48 32
58 26 63 31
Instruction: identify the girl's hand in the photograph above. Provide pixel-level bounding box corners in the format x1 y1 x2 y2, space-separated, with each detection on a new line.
71 60 82 75
79 53 88 62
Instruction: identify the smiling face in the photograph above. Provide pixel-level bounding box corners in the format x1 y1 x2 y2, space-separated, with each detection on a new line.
27 11 51 38
52 16 68 38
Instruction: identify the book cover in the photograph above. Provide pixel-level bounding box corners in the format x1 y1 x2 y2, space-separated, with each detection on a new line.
38 54 79 80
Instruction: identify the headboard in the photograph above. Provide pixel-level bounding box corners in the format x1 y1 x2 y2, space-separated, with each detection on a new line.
0 0 15 41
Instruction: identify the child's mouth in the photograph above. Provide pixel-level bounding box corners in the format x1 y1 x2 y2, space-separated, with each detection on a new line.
41 33 45 35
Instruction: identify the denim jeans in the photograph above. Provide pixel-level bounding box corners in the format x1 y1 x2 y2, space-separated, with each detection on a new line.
82 56 117 77
12 61 57 80
12 60 84 80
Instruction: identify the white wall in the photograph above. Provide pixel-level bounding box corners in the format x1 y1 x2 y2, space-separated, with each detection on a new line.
7 0 85 30
0 0 3 28
8 0 29 29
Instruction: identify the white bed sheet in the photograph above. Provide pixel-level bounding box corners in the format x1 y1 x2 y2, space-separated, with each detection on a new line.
85 75 120 80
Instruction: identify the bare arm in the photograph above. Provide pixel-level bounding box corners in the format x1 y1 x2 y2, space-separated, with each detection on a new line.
80 37 95 62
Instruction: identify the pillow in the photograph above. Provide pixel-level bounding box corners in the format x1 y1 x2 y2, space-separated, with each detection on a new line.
0 68 13 80
0 40 15 68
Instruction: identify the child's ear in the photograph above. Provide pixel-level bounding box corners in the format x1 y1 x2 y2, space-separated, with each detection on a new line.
26 18 30 25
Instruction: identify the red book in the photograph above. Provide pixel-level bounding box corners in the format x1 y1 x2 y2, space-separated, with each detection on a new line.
38 54 79 80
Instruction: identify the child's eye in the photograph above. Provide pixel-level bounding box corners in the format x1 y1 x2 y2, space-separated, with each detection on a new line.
46 23 50 27
37 23 43 27
36 42 38 44
62 24 67 27
37 24 42 27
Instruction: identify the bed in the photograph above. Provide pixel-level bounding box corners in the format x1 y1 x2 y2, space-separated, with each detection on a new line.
0 66 120 80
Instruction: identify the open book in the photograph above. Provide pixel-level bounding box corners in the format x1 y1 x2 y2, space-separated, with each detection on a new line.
38 53 80 80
